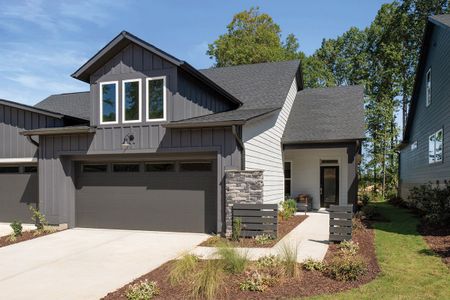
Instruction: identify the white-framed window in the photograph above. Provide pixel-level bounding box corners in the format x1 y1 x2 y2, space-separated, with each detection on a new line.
122 79 142 123
284 161 292 197
99 81 119 124
426 68 431 107
429 129 443 164
411 141 418 151
146 77 166 121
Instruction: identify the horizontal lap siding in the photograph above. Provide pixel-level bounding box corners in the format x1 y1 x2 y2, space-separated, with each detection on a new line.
243 78 297 204
400 25 450 197
0 104 62 159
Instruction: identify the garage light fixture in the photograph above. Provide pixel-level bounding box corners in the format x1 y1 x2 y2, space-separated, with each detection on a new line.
121 133 135 150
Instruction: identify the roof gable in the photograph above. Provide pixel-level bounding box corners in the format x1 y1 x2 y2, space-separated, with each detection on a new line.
72 31 242 107
403 14 450 142
282 85 365 144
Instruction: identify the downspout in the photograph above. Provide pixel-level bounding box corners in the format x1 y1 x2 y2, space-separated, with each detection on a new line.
231 125 245 170
26 135 39 147
25 135 40 213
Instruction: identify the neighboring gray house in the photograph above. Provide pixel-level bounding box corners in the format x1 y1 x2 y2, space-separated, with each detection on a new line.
399 14 450 198
0 31 364 234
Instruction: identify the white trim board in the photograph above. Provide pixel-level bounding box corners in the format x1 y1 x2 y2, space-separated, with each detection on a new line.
0 158 38 164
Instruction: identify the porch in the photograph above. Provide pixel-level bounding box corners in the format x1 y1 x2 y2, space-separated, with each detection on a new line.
283 142 360 210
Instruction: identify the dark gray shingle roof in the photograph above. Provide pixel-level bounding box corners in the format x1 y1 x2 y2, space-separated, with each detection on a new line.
282 85 365 144
35 92 90 121
430 14 450 28
200 60 300 109
166 107 280 128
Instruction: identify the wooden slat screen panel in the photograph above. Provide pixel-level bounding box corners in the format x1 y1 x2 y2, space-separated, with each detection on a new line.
232 203 278 238
329 205 353 242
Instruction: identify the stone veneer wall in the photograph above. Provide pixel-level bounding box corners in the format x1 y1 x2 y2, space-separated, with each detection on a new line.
225 170 264 236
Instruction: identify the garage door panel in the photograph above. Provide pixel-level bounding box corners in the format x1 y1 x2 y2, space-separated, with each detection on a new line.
75 161 217 233
0 173 38 222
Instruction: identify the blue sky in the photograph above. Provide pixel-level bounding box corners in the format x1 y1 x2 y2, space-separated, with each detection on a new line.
0 0 390 106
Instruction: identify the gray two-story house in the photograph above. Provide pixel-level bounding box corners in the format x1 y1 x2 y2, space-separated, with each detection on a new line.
399 14 450 198
0 31 364 234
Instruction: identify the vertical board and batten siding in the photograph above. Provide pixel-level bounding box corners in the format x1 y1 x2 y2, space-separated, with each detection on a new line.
39 127 241 226
400 24 450 197
0 104 63 159
90 43 232 126
243 78 298 204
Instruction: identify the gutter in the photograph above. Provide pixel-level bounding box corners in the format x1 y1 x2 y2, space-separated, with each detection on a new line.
21 126 96 136
232 125 245 170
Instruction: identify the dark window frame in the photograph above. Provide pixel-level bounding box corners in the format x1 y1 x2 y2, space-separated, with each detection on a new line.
179 161 213 172
82 164 108 173
145 162 175 172
112 163 141 173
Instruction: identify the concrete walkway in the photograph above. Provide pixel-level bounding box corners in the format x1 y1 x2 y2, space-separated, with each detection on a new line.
191 210 330 262
0 228 209 300
0 223 36 237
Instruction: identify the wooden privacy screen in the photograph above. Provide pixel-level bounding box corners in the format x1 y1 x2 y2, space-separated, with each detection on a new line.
232 204 278 238
329 205 353 242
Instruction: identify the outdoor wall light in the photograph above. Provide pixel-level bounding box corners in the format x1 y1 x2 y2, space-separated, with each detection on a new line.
121 133 135 150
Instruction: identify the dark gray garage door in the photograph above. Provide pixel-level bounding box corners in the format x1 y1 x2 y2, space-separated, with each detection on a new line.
0 165 38 223
75 160 217 233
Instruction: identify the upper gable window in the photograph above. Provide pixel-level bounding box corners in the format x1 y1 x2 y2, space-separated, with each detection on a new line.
146 77 166 121
426 68 431 107
100 81 118 124
122 79 142 123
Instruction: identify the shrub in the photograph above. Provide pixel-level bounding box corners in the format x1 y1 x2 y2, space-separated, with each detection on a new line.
388 196 407 208
352 217 365 231
279 243 299 277
361 194 370 206
407 182 450 226
302 258 325 272
326 255 367 281
231 217 242 241
217 244 248 274
338 240 359 256
168 253 198 286
125 280 159 300
191 260 224 300
280 199 297 220
10 221 23 237
254 234 274 245
239 270 274 292
29 205 48 231
361 205 376 220
256 255 282 269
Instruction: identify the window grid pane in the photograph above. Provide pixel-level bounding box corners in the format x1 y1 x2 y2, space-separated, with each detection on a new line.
148 79 164 120
113 164 140 172
124 81 140 121
145 163 175 172
102 83 117 122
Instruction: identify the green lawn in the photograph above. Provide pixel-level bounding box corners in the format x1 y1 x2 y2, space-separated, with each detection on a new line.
307 202 450 300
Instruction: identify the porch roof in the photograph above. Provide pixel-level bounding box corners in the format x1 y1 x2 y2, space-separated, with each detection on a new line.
282 85 365 145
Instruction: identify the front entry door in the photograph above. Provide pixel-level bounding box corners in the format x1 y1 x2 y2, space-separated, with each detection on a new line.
320 166 339 208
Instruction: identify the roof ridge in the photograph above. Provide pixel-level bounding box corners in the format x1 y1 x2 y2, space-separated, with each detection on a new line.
200 59 300 72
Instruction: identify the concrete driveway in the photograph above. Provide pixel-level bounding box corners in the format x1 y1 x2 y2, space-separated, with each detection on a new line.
0 228 209 300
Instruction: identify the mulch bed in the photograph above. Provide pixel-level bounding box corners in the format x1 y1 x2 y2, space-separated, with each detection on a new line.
0 230 56 248
418 223 450 267
103 220 380 300
200 215 308 248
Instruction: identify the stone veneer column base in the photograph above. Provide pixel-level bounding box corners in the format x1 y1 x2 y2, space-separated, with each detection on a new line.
225 170 264 236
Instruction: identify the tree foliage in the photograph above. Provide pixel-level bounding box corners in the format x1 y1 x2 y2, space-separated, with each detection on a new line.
207 3 449 197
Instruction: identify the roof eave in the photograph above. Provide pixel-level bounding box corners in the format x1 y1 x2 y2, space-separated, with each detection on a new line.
164 120 246 129
0 99 64 119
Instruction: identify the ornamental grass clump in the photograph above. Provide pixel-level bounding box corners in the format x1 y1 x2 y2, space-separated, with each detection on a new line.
279 243 299 278
191 260 224 300
168 253 199 286
217 243 248 274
